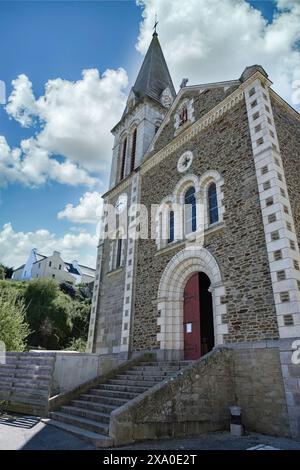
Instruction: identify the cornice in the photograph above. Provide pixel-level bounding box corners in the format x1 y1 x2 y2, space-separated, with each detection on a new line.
102 173 133 201
269 89 300 123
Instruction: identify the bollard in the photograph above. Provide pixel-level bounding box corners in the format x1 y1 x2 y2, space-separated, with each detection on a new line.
230 406 243 437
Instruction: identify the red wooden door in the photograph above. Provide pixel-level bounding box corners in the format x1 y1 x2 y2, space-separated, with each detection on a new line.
183 273 201 360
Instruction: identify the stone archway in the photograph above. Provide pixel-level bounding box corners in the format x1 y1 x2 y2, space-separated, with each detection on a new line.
157 247 228 360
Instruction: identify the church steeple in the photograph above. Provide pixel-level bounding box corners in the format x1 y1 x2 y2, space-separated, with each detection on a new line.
132 32 176 104
109 32 176 189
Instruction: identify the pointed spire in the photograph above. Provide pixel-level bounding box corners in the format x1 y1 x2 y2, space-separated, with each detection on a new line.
132 31 176 105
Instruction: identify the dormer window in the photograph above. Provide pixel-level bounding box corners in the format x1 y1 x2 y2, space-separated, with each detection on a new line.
179 105 188 126
174 99 194 132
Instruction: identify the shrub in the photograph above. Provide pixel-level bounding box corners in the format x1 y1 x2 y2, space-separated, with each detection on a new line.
0 288 30 351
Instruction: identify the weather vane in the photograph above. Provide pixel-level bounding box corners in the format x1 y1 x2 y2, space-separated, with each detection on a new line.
153 14 159 34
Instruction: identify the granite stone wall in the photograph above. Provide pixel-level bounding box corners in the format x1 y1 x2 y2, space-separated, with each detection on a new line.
110 345 290 445
231 343 290 435
271 97 300 246
94 187 131 354
133 97 279 352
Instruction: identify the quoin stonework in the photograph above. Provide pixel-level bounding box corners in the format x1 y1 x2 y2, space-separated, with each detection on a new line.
87 31 300 438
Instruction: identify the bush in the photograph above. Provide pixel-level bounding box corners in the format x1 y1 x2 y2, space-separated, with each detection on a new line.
65 337 87 352
0 278 91 351
24 279 73 350
0 288 30 351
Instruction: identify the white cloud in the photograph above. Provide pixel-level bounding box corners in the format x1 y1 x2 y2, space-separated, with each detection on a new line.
0 222 98 269
136 0 300 106
57 191 103 224
1 68 128 187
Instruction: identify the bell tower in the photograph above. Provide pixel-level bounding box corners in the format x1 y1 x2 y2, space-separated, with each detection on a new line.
109 31 176 189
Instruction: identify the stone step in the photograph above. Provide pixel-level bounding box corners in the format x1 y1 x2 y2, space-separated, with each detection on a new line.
80 394 128 407
126 369 173 377
107 378 157 388
140 361 192 367
0 391 46 407
131 365 181 372
0 376 50 389
0 385 49 398
61 406 111 424
98 383 149 393
90 388 138 399
43 419 113 448
0 369 51 383
0 369 15 377
7 351 55 356
0 364 53 375
16 357 55 366
71 400 116 414
115 373 168 382
50 411 109 435
14 372 51 381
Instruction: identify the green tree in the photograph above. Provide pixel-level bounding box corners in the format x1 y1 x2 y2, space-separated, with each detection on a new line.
0 265 5 281
0 288 30 351
65 337 87 352
0 264 14 280
24 279 72 349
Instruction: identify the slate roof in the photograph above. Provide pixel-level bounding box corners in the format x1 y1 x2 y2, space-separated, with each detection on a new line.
132 32 176 104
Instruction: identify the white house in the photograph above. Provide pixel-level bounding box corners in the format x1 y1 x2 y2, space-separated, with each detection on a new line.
12 249 95 286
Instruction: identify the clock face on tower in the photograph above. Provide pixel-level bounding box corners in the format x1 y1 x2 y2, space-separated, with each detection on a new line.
115 193 128 214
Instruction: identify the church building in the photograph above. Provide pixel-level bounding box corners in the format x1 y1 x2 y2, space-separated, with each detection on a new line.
87 31 300 437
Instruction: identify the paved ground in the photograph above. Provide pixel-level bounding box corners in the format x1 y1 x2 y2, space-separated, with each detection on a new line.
1 412 300 450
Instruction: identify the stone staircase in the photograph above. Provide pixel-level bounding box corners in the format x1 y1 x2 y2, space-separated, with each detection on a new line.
45 360 192 447
0 352 55 416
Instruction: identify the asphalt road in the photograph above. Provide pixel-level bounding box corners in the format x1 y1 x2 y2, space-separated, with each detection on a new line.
1 413 300 450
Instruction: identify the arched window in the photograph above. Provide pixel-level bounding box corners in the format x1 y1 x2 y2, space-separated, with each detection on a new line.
208 182 218 225
168 210 174 244
116 238 122 268
130 128 137 173
120 137 127 181
185 187 196 234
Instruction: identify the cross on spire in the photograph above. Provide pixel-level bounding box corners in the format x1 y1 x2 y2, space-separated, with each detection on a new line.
153 14 159 35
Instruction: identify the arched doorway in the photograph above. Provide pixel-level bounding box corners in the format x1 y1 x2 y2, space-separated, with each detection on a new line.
183 272 214 360
157 247 228 360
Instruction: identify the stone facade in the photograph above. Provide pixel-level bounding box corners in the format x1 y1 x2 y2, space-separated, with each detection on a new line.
87 34 300 438
133 96 278 352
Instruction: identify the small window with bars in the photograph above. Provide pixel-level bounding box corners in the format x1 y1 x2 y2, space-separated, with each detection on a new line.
284 314 294 326
266 197 274 207
280 291 290 303
277 270 286 281
274 250 282 261
271 231 280 241
268 213 276 224
249 87 256 97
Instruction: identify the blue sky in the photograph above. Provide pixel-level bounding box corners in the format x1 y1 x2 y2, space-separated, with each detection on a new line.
0 0 141 233
0 0 299 269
